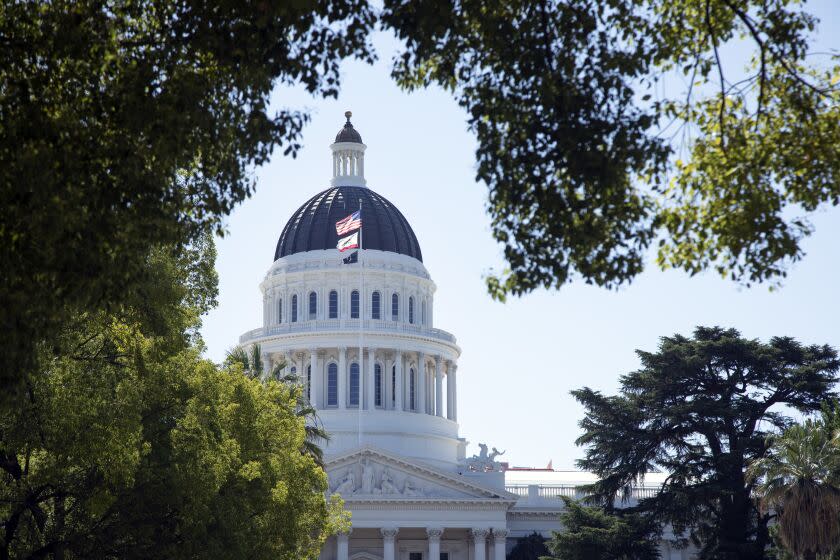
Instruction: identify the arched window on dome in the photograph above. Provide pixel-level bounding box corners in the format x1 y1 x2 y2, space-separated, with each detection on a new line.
309 291 317 320
278 298 282 324
327 363 338 407
306 364 311 402
329 290 338 319
349 363 360 407
291 294 298 323
409 368 416 411
421 299 426 326
391 293 399 321
351 290 360 319
408 296 414 324
374 364 382 407
391 365 396 407
371 291 381 320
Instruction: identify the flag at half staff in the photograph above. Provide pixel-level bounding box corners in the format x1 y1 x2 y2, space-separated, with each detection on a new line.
342 251 358 264
335 210 361 235
337 232 359 252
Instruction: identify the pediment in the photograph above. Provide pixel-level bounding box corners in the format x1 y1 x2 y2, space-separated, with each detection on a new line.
350 553 382 560
325 446 516 501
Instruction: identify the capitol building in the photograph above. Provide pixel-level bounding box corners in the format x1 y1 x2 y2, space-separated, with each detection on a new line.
237 114 679 560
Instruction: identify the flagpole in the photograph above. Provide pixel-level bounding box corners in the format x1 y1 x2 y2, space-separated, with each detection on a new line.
358 198 363 447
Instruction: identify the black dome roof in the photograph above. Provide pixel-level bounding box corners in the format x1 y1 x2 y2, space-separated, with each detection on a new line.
274 186 422 262
335 120 362 143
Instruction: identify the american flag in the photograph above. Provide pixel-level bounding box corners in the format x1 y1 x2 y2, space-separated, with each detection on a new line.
335 210 361 235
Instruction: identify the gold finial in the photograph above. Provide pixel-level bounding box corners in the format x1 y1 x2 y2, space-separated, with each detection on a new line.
345 110 352 121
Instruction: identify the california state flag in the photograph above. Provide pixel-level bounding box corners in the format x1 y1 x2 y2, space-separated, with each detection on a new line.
337 232 359 252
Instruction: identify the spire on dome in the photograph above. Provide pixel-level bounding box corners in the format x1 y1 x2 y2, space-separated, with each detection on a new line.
330 111 366 187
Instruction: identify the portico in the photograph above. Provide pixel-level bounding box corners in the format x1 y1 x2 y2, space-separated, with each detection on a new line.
323 448 516 560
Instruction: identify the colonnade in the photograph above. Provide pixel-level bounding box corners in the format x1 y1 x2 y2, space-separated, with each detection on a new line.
271 347 457 422
335 527 508 560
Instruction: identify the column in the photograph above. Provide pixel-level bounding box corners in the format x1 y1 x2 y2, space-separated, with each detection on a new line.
418 352 426 414
449 363 458 422
472 528 490 560
338 347 347 409
492 528 508 560
427 527 443 560
435 356 443 417
337 530 351 560
381 527 398 560
309 348 319 409
446 360 454 420
368 347 377 409
394 351 403 411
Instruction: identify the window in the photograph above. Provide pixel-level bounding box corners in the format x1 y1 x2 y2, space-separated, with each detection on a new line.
392 365 396 406
291 294 298 322
408 296 414 324
327 363 338 406
329 290 338 319
371 291 381 319
374 364 382 407
409 553 422 560
309 291 317 319
440 554 450 560
421 300 426 325
409 368 416 411
349 363 360 407
351 290 359 319
391 293 399 321
278 298 283 323
306 365 311 401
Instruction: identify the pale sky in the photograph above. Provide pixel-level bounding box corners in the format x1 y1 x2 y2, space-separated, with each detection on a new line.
201 3 840 469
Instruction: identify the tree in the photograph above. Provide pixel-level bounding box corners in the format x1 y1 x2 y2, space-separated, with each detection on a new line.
0 0 376 396
748 411 840 560
573 327 840 560
543 497 660 560
382 0 839 299
225 343 331 467
0 240 346 559
507 531 549 560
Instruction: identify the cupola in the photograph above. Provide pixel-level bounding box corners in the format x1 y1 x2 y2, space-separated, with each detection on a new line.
331 111 366 187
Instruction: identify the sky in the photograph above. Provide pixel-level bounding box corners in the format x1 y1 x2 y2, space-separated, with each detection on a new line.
201 3 840 470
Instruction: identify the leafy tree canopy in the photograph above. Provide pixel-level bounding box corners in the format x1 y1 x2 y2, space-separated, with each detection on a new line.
0 0 375 395
382 0 839 299
507 531 549 560
574 327 839 560
543 497 660 560
0 239 346 559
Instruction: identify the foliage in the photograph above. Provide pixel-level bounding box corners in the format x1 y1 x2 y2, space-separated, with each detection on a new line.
225 343 331 467
0 241 343 559
573 327 839 560
507 531 549 560
382 0 840 299
0 0 376 396
543 497 660 560
748 408 840 560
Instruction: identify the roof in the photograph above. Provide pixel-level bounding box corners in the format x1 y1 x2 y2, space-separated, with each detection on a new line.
274 186 423 262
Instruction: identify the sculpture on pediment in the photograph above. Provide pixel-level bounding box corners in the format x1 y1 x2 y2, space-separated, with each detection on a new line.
378 467 400 495
360 458 375 494
402 478 422 497
463 442 506 472
333 468 356 494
